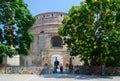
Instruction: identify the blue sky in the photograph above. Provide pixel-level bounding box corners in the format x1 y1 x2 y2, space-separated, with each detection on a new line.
24 0 83 16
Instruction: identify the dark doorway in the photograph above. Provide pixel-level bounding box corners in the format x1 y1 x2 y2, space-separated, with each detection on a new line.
0 56 3 64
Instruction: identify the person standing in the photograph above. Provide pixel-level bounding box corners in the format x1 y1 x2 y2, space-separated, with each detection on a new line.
60 63 63 73
101 63 105 76
54 57 59 73
65 63 69 73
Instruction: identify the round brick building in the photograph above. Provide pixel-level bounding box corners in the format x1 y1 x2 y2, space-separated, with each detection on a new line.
22 12 82 67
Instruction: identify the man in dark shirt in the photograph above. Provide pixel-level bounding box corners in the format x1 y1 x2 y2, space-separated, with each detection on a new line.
54 57 59 73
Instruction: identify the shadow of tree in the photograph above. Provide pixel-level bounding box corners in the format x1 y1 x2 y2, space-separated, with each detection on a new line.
39 74 113 80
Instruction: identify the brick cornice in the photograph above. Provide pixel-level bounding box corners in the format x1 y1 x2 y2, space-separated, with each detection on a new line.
35 12 67 17
31 24 61 30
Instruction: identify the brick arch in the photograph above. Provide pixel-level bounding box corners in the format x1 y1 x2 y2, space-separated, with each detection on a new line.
51 36 63 47
51 54 63 66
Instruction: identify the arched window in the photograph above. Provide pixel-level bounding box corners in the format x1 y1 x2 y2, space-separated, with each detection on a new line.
51 36 63 47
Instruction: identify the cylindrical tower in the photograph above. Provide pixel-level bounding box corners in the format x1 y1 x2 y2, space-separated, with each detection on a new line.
24 12 71 66
22 12 82 68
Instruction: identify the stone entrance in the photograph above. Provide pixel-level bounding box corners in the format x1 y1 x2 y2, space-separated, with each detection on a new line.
51 55 63 66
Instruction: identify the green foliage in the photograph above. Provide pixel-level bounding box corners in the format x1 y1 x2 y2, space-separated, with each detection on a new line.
0 0 35 56
58 0 120 66
0 44 18 57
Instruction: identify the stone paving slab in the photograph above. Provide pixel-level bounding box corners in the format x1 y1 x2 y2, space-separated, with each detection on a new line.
0 74 120 81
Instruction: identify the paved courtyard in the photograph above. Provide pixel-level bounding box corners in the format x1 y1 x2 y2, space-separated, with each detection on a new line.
0 74 119 81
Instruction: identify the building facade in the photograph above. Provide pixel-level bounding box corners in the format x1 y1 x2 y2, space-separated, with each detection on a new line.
22 12 82 67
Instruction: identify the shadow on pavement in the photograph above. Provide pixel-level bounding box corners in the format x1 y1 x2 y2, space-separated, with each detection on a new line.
39 73 113 80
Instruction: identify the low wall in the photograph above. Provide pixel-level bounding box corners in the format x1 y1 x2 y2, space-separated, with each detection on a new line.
0 66 43 74
106 67 120 76
74 66 120 76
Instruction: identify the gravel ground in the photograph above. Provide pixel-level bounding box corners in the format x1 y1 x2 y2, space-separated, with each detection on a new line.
0 74 120 81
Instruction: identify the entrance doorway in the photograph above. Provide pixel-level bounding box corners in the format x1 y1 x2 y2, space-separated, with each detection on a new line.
51 55 63 66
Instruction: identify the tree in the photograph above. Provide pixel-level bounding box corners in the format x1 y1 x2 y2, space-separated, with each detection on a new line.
0 0 35 57
58 0 120 66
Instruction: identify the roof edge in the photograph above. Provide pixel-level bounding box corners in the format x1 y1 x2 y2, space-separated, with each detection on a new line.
35 12 67 17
